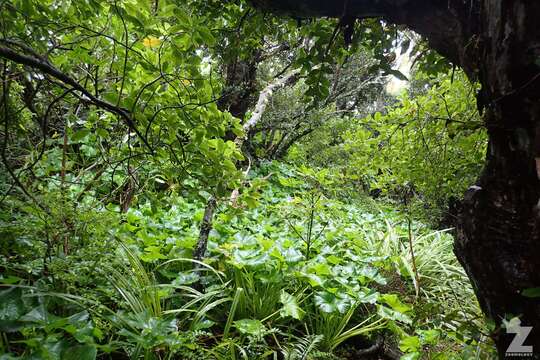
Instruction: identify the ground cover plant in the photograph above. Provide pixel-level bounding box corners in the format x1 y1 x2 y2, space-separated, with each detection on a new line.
1 162 494 359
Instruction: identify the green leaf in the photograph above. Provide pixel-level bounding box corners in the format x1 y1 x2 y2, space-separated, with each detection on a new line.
303 273 324 287
234 319 266 337
71 128 91 142
0 288 25 332
399 335 421 352
380 294 411 313
197 27 215 46
95 128 109 138
522 287 540 298
314 291 349 313
326 255 341 265
309 262 332 276
358 266 387 285
0 276 22 284
279 291 305 320
63 345 97 360
417 329 440 345
377 305 412 324
20 305 55 324
357 288 379 304
174 9 192 27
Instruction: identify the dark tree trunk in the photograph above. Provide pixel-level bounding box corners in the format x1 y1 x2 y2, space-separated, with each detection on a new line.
251 0 540 355
217 50 261 121
455 1 540 352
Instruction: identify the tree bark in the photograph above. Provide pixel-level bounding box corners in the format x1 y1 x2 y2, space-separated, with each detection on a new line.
251 0 540 355
193 196 217 262
236 69 299 149
455 1 540 353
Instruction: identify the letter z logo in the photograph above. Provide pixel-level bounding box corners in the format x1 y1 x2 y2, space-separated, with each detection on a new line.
506 317 533 356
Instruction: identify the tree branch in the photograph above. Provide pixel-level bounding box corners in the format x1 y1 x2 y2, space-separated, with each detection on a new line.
0 45 153 152
236 69 300 148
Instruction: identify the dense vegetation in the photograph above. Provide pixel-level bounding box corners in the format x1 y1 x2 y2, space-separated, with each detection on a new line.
0 1 496 358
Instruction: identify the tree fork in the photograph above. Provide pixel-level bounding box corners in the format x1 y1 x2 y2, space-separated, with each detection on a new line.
251 0 540 355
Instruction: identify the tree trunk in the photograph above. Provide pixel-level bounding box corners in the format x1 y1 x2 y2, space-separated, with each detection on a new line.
454 1 540 353
194 53 262 263
251 0 540 355
455 1 540 352
193 196 217 262
456 98 540 354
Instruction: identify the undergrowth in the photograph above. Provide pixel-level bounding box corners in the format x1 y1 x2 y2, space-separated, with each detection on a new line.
0 162 494 359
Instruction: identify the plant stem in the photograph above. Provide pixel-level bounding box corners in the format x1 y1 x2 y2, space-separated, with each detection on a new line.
407 216 420 297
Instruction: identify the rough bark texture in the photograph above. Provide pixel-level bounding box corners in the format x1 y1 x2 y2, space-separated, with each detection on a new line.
193 196 217 262
251 0 540 355
456 1 540 353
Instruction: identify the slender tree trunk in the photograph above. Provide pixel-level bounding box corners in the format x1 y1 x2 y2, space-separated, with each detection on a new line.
193 196 217 262
193 55 260 262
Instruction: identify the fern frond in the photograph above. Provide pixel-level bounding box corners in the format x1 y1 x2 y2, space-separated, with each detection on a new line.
282 334 324 360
